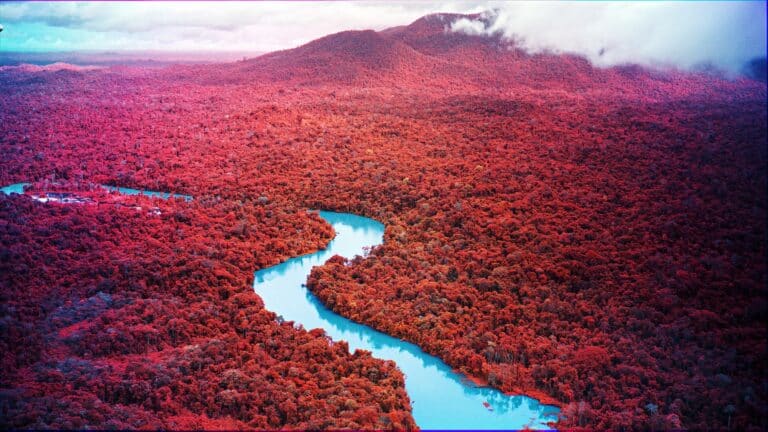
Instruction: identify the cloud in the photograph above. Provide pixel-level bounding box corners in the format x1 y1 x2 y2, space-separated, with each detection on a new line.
2 1 765 75
449 2 767 74
451 17 492 37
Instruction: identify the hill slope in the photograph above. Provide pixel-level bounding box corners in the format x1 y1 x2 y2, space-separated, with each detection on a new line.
195 13 762 98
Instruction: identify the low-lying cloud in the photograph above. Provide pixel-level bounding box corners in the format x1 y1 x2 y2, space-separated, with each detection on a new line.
450 2 767 75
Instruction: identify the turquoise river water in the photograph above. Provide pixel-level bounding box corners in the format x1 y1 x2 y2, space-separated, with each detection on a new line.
0 183 192 201
254 210 559 429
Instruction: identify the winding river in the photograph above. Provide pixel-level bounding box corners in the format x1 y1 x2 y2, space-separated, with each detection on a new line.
0 183 192 201
254 210 559 429
2 184 559 429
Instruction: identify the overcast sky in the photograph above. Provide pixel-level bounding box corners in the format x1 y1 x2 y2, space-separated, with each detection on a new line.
0 1 765 73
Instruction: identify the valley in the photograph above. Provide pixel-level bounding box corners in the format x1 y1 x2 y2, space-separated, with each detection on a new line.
1 12 766 430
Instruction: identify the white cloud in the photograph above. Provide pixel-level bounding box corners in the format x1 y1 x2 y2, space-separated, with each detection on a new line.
451 17 489 36
450 2 767 74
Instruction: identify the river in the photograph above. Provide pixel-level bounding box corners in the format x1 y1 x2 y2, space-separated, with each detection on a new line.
2 184 559 429
254 210 559 429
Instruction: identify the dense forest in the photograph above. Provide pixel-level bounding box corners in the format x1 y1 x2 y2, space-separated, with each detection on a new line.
1 13 766 430
0 189 415 429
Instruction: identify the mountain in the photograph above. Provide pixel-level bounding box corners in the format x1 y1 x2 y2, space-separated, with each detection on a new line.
230 29 437 85
188 13 728 96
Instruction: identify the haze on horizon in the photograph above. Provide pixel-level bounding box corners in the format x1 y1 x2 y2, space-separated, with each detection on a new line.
0 1 765 74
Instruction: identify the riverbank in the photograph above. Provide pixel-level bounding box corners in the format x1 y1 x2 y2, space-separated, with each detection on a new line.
256 210 560 430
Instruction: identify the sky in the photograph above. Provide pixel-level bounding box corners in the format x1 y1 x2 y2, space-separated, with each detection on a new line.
0 1 765 73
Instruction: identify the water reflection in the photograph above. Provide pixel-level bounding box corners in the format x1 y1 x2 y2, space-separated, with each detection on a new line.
254 210 559 430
